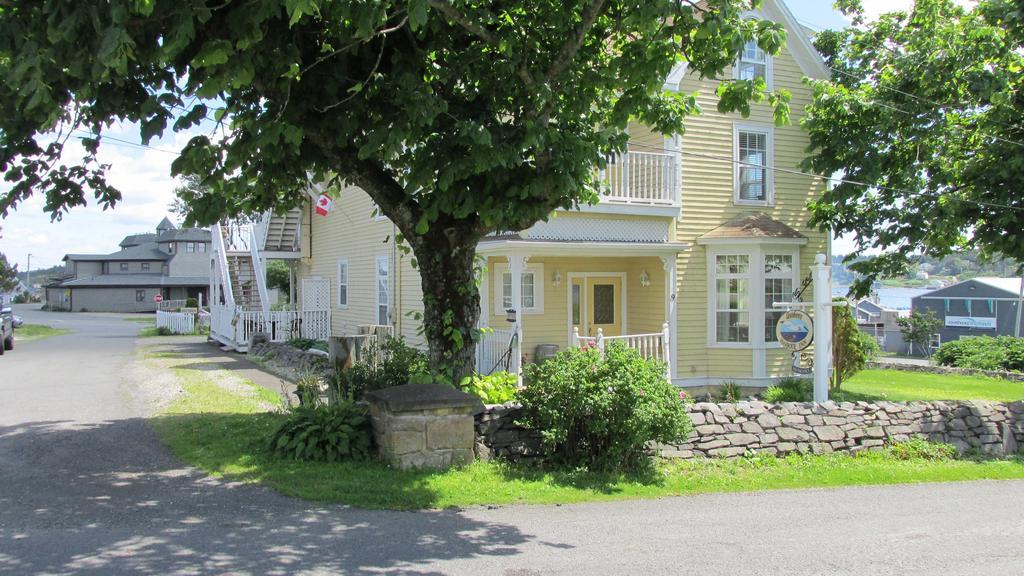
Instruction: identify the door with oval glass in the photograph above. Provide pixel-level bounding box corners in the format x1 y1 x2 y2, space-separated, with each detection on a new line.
571 275 623 339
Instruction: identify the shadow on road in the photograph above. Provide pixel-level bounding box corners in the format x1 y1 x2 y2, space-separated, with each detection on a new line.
0 418 541 574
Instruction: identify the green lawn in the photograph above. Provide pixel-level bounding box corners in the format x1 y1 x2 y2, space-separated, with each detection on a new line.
15 324 71 342
124 316 155 324
149 361 1024 510
842 369 1024 403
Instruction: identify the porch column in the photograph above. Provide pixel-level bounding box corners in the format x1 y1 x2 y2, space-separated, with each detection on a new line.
661 255 678 380
508 254 526 385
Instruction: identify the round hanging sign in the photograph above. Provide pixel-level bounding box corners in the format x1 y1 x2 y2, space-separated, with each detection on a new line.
776 310 814 351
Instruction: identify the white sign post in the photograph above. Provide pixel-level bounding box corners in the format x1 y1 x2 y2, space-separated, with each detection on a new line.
773 253 845 403
811 254 832 404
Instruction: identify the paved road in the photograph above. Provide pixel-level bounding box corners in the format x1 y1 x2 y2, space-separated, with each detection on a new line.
1 307 1023 575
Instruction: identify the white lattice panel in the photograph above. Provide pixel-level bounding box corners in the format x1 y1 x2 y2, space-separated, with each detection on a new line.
301 278 331 311
522 217 670 243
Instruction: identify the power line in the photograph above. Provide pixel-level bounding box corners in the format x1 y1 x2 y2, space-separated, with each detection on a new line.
624 138 1024 213
72 130 180 155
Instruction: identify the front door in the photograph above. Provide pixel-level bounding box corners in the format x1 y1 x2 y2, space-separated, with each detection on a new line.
571 275 623 339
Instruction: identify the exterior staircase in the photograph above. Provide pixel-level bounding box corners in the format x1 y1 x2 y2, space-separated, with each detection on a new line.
209 208 312 352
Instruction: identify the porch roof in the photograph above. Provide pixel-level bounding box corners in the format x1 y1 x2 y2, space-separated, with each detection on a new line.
476 238 689 257
696 213 808 245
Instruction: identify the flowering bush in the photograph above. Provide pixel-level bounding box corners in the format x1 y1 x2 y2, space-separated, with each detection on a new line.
517 344 692 470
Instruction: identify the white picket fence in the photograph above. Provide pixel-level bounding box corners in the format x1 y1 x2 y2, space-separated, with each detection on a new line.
210 305 330 352
156 310 196 334
156 299 188 312
573 323 671 379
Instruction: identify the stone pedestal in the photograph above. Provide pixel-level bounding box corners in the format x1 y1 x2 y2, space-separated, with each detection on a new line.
365 384 484 470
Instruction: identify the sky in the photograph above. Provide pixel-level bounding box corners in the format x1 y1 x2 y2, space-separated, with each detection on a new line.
0 1 936 272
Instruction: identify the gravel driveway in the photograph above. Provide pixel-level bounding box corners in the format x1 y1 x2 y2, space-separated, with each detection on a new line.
1 306 1022 575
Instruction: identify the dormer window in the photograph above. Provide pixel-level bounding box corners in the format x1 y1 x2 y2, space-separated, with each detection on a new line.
737 40 771 89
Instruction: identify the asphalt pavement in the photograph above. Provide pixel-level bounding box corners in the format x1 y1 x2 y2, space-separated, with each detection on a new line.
1 306 1022 575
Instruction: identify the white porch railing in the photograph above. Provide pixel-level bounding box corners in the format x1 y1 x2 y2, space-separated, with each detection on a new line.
573 323 671 379
156 299 188 312
598 150 678 205
156 310 196 334
476 326 520 376
210 305 330 352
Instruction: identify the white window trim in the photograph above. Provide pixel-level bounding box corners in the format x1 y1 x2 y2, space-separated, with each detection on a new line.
375 255 390 325
336 257 349 309
733 38 774 91
186 242 196 253
707 245 800 349
493 262 545 315
733 123 775 207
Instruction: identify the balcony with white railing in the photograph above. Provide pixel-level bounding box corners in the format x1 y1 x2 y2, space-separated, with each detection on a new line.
593 149 680 216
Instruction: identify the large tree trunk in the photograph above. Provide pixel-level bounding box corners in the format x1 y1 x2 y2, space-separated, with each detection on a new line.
413 231 481 385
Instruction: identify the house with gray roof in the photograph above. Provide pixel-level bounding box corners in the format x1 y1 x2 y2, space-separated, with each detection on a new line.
44 217 211 312
911 277 1024 354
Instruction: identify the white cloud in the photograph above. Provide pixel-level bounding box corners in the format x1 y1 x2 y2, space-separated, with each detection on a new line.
0 123 207 269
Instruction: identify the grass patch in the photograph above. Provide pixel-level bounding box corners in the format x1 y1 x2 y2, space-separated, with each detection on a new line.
15 324 71 342
149 362 1024 510
124 316 155 324
841 369 1024 402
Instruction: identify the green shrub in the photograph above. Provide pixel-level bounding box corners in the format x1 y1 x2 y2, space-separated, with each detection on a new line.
156 326 174 336
763 377 812 403
268 400 372 462
933 336 1024 372
461 371 518 404
331 336 430 399
294 373 325 406
517 344 691 470
185 297 198 308
886 438 957 460
715 381 742 403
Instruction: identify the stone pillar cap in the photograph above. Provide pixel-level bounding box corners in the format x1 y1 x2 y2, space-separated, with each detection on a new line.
365 383 484 414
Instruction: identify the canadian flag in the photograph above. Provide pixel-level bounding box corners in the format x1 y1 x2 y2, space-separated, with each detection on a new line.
314 194 334 216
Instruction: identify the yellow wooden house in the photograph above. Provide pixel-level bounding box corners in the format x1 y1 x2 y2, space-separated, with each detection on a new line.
211 0 831 388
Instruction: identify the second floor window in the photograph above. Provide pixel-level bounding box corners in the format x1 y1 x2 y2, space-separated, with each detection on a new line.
736 127 771 203
186 242 196 253
738 40 769 85
197 242 206 253
119 263 129 271
141 262 150 271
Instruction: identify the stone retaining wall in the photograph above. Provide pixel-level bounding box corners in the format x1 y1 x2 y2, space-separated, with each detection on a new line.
474 404 542 463
866 361 1024 382
475 400 1024 462
249 340 331 376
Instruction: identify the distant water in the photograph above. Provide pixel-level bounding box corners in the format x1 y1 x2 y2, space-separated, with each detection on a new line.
832 285 929 310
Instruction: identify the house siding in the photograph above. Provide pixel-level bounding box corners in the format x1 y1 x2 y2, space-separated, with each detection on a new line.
670 19 828 384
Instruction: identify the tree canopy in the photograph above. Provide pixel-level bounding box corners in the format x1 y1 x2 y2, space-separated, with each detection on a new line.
0 252 18 294
1 0 789 377
804 0 1024 295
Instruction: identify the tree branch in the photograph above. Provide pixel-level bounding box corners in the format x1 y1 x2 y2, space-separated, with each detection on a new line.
544 0 607 85
427 0 497 45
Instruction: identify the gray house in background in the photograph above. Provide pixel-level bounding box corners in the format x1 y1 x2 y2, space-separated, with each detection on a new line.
911 277 1024 354
854 299 909 354
45 217 211 313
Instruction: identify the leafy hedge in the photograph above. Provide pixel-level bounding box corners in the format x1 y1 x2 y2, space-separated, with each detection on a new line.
331 336 430 399
517 344 691 470
461 371 518 404
932 336 1024 372
268 400 372 462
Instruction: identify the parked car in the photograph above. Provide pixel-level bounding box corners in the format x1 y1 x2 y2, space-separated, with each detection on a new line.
12 314 22 328
0 308 13 355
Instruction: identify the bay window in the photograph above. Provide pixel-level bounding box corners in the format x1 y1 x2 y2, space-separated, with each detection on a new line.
714 255 750 343
709 247 800 347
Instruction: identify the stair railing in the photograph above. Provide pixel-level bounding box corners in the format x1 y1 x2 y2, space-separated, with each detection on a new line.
248 223 271 317
211 222 236 308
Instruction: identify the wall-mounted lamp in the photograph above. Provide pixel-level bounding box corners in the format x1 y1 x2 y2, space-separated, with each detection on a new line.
640 269 651 288
505 308 517 323
552 270 562 288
